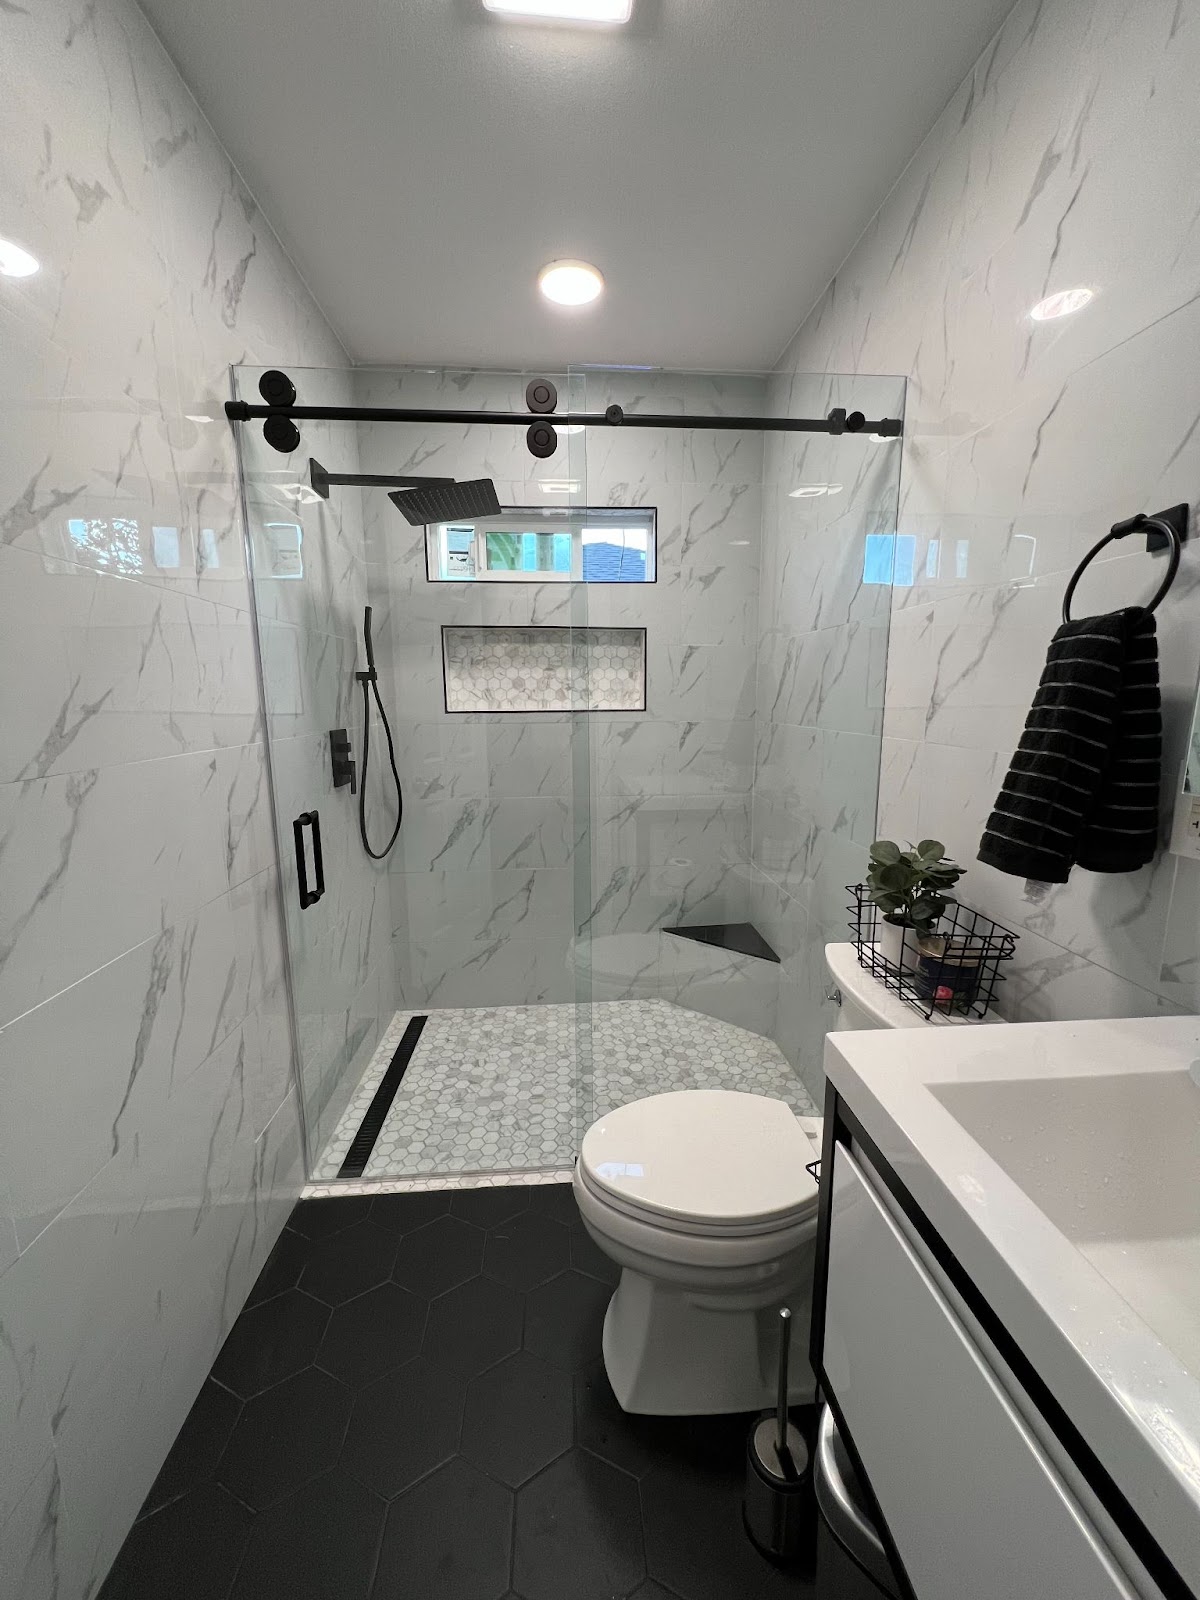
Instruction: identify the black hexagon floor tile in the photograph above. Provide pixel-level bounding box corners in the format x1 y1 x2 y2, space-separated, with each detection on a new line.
229 1467 386 1600
484 1213 571 1291
106 1189 823 1600
370 1189 452 1235
138 1378 241 1518
316 1281 428 1387
246 1227 315 1308
461 1352 573 1488
341 1356 465 1499
523 1271 611 1371
288 1196 374 1240
217 1367 353 1512
99 1483 251 1600
299 1219 401 1306
513 1451 645 1600
574 1362 673 1482
392 1214 485 1296
373 1458 513 1600
450 1184 531 1227
525 1181 582 1228
211 1289 330 1398
570 1225 620 1286
422 1274 524 1377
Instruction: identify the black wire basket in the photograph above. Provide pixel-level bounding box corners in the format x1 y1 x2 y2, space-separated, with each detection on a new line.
846 884 1018 1021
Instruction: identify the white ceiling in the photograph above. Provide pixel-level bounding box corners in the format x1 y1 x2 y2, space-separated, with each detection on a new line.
141 0 1013 370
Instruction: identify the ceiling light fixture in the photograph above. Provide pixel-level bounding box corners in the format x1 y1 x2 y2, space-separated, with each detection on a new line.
483 0 632 22
0 235 40 277
1029 287 1094 322
538 259 604 307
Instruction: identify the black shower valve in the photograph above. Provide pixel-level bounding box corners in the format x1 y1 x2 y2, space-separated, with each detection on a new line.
329 727 357 794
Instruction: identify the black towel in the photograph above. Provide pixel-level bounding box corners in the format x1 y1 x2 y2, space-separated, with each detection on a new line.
978 607 1161 882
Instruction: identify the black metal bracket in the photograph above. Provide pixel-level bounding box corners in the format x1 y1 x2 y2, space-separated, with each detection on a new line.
1111 502 1189 555
329 727 357 793
309 457 452 501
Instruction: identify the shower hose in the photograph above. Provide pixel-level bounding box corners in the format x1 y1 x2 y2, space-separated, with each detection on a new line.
357 605 403 859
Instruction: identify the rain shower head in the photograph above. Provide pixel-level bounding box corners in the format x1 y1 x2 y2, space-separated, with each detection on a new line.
388 478 502 525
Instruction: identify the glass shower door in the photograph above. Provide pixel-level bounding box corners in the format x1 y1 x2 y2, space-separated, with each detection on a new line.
236 362 597 1183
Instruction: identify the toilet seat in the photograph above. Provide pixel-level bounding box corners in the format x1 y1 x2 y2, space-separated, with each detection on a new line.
579 1090 819 1238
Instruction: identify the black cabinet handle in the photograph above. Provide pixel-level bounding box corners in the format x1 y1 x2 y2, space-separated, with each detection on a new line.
293 810 325 909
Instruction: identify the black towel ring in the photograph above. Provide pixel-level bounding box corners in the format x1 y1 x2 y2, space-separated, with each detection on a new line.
1061 512 1184 624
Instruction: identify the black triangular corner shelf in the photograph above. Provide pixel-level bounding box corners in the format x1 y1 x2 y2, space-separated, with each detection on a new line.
663 922 781 964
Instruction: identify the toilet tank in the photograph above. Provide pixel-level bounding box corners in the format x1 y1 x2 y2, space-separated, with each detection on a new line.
823 942 1006 1032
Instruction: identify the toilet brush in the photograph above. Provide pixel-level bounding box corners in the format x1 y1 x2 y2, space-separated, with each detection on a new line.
743 1307 811 1562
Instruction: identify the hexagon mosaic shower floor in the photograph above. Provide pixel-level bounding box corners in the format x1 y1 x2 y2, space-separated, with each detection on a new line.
315 1000 819 1182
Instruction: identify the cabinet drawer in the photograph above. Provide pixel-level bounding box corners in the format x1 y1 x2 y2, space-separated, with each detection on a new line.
823 1143 1141 1600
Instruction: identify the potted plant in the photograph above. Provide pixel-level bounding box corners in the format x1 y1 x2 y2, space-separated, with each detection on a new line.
866 839 964 973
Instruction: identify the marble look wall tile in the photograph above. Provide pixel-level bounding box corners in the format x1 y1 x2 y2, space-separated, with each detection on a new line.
361 370 767 1013
0 0 356 1585
775 0 1200 1039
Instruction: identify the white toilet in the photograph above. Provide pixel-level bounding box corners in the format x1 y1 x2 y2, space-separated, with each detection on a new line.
573 940 1002 1415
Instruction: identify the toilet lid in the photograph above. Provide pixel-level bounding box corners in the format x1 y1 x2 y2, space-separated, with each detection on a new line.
579 1090 818 1229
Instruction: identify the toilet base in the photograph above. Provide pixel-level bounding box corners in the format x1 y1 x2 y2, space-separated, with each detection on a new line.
601 1267 817 1416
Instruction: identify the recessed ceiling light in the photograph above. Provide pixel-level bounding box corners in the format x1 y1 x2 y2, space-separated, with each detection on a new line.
538 259 604 307
0 235 39 277
1029 287 1093 322
788 483 842 498
484 0 632 21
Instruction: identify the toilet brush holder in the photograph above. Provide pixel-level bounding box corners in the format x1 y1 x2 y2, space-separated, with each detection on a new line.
743 1307 811 1562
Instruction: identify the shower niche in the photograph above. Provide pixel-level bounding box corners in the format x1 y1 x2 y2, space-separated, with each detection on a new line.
442 625 646 713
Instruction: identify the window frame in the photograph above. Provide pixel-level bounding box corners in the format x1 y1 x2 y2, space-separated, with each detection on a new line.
424 505 658 585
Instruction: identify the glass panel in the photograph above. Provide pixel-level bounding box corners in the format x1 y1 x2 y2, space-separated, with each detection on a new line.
568 365 906 1116
232 360 905 1184
234 363 596 1182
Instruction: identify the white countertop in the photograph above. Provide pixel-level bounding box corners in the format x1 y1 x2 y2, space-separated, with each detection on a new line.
824 1015 1200 1597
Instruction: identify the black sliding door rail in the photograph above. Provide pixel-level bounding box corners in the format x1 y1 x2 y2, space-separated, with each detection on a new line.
225 400 903 438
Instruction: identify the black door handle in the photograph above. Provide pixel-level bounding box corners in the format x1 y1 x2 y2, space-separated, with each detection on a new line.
293 810 325 909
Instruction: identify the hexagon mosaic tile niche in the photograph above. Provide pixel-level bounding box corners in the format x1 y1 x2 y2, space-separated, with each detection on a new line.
442 626 646 713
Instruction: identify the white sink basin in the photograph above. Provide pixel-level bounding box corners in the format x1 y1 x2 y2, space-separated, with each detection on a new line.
823 1015 1200 1598
931 1069 1200 1376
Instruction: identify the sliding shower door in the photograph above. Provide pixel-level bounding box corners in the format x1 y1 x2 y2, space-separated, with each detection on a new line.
235 363 597 1181
234 365 399 1176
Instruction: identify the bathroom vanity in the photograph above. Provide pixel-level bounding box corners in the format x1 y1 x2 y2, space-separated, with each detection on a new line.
811 1016 1200 1600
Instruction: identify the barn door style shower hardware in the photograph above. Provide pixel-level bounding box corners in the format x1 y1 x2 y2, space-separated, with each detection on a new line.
227 372 904 458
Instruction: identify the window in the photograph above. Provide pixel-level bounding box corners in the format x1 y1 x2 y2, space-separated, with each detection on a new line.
426 506 656 583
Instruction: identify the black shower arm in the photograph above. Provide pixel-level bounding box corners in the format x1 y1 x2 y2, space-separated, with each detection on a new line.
226 399 904 438
308 457 452 500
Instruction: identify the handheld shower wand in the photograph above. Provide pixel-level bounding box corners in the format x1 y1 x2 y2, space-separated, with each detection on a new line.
356 605 403 859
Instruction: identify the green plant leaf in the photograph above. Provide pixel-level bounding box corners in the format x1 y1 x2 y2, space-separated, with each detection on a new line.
875 861 913 892
869 840 901 865
916 839 945 859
